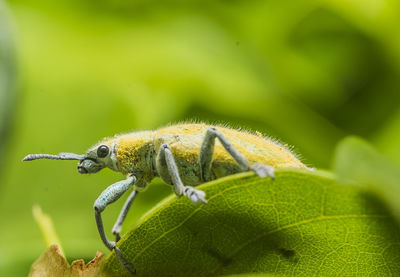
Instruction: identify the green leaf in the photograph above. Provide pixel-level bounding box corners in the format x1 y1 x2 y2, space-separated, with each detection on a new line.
101 170 400 276
223 273 284 277
333 136 400 222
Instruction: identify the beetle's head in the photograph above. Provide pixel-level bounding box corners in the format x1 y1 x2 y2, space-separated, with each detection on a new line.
22 139 118 174
79 142 116 174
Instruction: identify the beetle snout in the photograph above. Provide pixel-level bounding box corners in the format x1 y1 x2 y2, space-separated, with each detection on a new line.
78 165 88 174
78 158 103 174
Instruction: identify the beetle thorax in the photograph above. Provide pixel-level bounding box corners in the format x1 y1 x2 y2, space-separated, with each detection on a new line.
115 131 156 181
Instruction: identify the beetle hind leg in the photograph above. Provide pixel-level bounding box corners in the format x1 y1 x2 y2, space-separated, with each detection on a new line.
251 163 275 179
200 127 275 179
200 127 249 182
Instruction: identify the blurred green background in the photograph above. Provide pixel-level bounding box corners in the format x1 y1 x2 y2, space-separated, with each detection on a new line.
1 0 400 275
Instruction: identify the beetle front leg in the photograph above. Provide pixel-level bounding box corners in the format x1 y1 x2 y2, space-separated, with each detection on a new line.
200 127 275 179
157 144 207 204
94 174 137 275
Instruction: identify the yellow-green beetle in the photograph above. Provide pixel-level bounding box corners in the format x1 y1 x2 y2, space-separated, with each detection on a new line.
23 123 309 274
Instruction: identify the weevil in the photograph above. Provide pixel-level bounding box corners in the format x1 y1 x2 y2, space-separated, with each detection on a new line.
23 123 309 274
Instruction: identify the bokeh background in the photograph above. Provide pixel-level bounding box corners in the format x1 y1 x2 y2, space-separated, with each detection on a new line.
1 0 400 275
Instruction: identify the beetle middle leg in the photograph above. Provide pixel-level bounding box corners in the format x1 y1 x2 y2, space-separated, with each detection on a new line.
157 143 207 204
94 174 137 274
112 189 139 242
199 127 275 180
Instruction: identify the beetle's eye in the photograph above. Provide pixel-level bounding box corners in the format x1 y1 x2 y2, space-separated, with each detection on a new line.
97 145 109 158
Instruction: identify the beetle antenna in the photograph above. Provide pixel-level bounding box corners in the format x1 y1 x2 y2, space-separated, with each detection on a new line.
22 152 85 161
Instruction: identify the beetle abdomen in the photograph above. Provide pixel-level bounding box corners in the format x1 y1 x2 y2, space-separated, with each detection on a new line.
154 123 307 186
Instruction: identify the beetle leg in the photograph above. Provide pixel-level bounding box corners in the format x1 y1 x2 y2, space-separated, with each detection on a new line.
112 189 139 242
251 163 275 179
158 143 207 204
200 127 275 179
94 174 137 275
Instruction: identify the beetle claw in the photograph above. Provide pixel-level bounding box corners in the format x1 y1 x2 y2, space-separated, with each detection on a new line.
114 246 136 275
251 163 275 179
184 186 207 204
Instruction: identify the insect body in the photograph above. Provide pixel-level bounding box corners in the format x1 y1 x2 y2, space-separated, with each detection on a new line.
23 123 308 274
